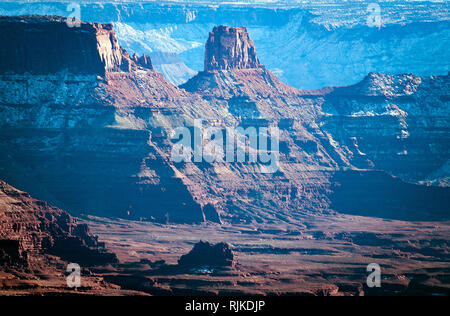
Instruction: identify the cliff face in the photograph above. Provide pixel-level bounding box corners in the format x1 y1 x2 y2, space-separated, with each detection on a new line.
321 72 450 186
0 19 448 226
205 26 260 72
0 16 152 75
0 180 117 268
0 20 338 224
0 16 205 224
1 2 449 90
0 68 207 223
182 26 449 221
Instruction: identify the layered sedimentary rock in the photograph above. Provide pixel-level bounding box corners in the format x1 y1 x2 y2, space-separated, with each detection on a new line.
0 16 150 75
178 241 234 268
0 69 208 223
0 180 117 267
0 17 448 226
180 27 352 222
320 72 450 186
205 26 260 72
181 27 449 221
0 16 207 223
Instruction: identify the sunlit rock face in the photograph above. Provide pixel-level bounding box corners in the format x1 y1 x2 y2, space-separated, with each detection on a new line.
204 26 260 72
0 16 128 75
0 17 448 225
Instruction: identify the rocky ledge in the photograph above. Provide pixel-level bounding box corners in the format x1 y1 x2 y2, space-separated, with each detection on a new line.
0 180 117 268
0 15 152 75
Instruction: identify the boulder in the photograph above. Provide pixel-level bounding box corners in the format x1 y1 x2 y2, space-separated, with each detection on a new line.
178 241 234 268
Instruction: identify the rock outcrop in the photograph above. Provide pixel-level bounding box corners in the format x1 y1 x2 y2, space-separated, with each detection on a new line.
182 26 449 222
205 26 260 72
132 53 153 70
178 241 234 268
0 16 150 75
321 72 450 186
0 180 117 268
0 18 448 226
0 16 207 224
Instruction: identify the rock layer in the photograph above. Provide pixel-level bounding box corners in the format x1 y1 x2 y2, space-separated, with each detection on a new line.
0 16 150 75
321 72 450 185
0 180 117 268
0 18 448 225
205 26 260 72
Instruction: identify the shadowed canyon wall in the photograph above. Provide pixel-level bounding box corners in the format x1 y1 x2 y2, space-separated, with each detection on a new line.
0 16 448 224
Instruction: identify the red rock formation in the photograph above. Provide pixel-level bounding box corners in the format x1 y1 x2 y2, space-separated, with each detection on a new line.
136 54 153 70
0 180 117 267
0 16 209 224
184 26 324 100
205 25 260 71
0 16 152 75
0 18 448 228
178 241 234 268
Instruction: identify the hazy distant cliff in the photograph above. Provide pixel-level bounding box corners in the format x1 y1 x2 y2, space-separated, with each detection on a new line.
1 1 448 89
321 72 450 187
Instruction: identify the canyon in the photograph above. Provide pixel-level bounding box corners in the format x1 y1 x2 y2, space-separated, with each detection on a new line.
0 15 448 224
1 179 449 296
0 14 448 295
1 1 448 89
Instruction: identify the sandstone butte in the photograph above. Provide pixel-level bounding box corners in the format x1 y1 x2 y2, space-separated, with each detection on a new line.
0 16 448 227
